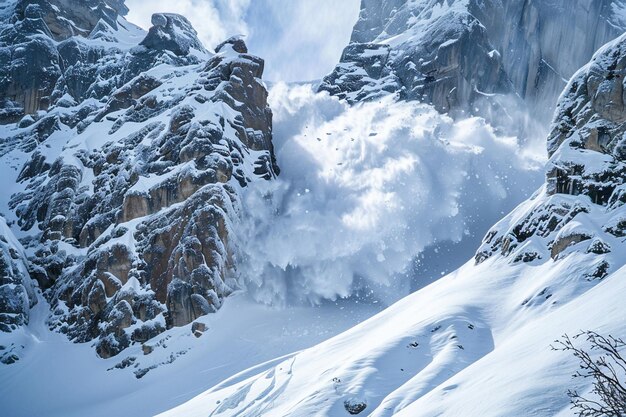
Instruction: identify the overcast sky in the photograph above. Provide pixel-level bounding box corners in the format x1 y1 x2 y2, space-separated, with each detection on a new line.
126 0 361 82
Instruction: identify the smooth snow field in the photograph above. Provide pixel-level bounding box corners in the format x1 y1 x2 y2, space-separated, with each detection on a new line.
0 292 384 417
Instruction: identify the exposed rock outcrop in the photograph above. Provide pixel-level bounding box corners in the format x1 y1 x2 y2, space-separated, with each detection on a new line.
0 0 208 121
0 0 134 120
12 0 128 41
140 13 207 56
0 217 37 333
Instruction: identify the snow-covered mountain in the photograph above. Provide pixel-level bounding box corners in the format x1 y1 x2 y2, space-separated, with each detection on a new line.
0 0 278 360
320 0 626 123
159 30 626 417
1 0 625 416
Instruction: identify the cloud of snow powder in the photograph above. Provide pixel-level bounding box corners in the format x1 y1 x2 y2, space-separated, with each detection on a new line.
235 84 547 307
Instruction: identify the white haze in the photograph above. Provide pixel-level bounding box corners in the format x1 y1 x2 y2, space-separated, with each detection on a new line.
235 84 547 307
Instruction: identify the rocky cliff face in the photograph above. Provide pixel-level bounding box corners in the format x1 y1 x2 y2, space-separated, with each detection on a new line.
476 32 626 278
0 0 132 119
320 0 626 121
0 1 278 359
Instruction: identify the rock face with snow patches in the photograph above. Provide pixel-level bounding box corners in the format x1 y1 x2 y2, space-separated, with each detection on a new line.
476 33 626 269
140 13 206 56
159 28 626 417
0 0 130 120
0 1 277 358
320 0 626 121
0 217 36 336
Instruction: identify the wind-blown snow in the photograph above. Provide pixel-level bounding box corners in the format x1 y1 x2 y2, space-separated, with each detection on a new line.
235 83 545 306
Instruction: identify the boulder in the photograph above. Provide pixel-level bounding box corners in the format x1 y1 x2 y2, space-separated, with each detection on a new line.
140 13 207 56
215 36 248 54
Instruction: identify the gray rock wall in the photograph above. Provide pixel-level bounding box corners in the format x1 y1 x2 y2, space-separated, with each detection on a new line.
473 0 625 114
0 217 36 334
321 0 626 122
0 0 133 120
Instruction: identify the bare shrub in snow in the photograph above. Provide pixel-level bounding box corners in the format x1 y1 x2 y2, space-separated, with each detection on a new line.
554 331 626 417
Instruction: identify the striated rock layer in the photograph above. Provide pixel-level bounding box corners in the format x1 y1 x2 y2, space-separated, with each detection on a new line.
0 0 278 359
320 0 626 122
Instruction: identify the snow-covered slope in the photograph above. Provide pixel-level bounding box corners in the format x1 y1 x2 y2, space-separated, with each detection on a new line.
159 28 626 417
0 291 384 417
160 258 626 417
